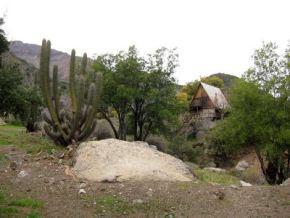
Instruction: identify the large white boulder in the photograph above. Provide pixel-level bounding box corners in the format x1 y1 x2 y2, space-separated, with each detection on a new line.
73 139 194 182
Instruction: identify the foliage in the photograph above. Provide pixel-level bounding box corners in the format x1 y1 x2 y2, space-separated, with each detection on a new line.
39 39 102 146
93 46 181 141
0 125 60 154
0 57 42 132
0 17 9 59
167 135 200 162
210 42 290 184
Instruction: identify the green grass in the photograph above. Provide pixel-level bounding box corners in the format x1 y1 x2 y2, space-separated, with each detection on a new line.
195 168 240 185
9 198 43 209
0 125 61 154
0 189 43 217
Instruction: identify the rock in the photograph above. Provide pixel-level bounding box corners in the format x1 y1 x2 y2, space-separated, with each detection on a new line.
212 190 225 200
0 118 6 126
79 183 86 188
133 199 143 204
281 178 290 186
78 189 86 194
235 160 249 171
204 167 226 173
10 161 17 170
49 178 55 185
240 180 252 187
73 139 194 182
230 185 239 190
207 162 217 168
17 170 28 178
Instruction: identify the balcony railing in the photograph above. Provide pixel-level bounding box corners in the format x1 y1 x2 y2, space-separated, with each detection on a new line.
190 97 210 110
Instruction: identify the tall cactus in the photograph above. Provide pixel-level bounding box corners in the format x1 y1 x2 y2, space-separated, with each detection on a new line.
39 39 102 146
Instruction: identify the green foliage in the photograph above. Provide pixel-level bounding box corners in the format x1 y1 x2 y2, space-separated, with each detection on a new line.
0 17 9 58
39 39 102 146
94 46 180 141
210 42 290 184
0 60 42 132
167 136 200 162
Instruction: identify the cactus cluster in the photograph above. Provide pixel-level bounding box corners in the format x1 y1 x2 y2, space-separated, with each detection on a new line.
39 39 102 146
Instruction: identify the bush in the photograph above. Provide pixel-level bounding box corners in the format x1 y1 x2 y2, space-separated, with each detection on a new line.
93 120 114 140
146 135 168 152
167 136 201 163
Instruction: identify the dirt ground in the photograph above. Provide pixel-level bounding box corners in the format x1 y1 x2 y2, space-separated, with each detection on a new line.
1 146 290 218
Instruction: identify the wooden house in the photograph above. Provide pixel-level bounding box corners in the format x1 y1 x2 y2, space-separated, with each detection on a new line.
190 82 229 120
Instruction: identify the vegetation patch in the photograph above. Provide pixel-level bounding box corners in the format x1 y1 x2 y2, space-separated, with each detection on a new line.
9 198 43 209
0 125 61 153
195 168 240 185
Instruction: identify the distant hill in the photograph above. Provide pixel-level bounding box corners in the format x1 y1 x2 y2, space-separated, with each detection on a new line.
210 73 238 89
1 51 38 85
9 41 71 81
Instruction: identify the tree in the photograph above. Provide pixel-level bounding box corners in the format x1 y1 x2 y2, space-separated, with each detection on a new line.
93 46 180 141
39 40 102 146
210 42 290 184
0 17 8 57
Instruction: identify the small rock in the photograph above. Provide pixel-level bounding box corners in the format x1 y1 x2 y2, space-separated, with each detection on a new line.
207 162 217 168
281 178 290 186
101 175 120 183
58 159 63 164
133 199 143 204
38 174 43 178
204 167 226 173
79 189 86 194
230 185 239 190
17 170 28 178
213 190 225 200
49 178 55 185
235 160 249 171
240 180 252 187
79 183 86 188
10 161 17 170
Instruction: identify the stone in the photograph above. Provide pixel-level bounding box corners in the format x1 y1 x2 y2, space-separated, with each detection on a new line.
281 178 290 186
133 199 144 204
17 170 28 178
78 189 86 194
79 183 86 188
204 167 226 173
73 139 194 182
240 180 252 187
207 162 217 168
230 185 239 190
235 160 249 171
10 161 17 170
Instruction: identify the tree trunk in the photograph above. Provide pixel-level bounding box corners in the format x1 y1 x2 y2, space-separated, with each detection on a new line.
101 111 119 139
118 112 126 141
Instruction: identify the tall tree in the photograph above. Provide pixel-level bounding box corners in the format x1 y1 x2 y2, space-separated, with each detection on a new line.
93 46 180 141
0 17 9 67
211 42 290 184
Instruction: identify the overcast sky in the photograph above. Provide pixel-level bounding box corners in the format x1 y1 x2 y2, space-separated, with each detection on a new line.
1 0 289 84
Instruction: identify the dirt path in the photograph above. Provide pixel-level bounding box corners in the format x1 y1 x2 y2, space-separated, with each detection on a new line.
1 146 290 217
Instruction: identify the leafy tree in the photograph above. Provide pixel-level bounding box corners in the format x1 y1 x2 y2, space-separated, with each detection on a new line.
0 17 9 67
0 64 42 131
93 46 180 141
210 42 290 184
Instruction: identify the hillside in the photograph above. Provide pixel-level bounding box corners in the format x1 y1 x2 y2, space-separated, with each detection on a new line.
9 41 71 81
211 73 238 89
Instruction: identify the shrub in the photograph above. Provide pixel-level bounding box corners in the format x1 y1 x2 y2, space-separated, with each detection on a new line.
146 135 168 152
167 136 200 162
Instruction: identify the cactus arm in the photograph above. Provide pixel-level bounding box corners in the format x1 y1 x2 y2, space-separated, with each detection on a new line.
69 49 77 112
80 53 87 76
52 65 60 118
78 119 97 141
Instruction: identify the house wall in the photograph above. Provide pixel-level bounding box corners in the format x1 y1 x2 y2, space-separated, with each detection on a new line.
193 86 214 108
